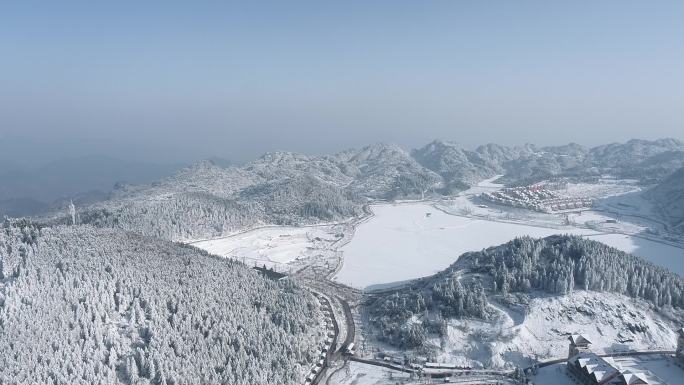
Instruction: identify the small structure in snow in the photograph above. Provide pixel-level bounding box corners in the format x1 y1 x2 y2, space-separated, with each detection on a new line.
568 334 593 358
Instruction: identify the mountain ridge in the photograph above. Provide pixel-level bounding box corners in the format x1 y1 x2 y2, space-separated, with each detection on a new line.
31 138 684 241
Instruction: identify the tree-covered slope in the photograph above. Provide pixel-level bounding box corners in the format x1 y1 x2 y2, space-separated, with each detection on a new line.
367 235 684 348
0 222 323 385
56 159 362 241
48 144 431 241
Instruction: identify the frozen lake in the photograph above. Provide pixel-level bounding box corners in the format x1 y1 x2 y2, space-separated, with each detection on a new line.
334 202 684 289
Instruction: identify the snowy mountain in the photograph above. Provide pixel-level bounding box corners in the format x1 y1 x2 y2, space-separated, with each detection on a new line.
339 143 442 199
47 145 436 241
498 138 684 185
36 139 684 241
0 221 323 385
588 138 684 169
412 141 527 193
647 166 684 234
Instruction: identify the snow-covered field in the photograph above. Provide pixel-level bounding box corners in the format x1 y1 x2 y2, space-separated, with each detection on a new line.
190 225 339 270
334 202 684 289
334 203 592 288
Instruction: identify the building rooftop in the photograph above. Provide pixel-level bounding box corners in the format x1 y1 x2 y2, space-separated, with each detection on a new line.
569 334 593 346
619 370 649 385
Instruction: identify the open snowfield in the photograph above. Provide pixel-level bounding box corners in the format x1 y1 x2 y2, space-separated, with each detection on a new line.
336 203 586 289
334 202 684 289
190 225 339 269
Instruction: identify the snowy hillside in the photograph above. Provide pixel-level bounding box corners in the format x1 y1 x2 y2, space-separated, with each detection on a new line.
45 144 438 240
36 139 684 242
365 235 684 367
0 221 324 385
57 160 362 241
411 141 522 193
498 138 684 185
647 166 684 234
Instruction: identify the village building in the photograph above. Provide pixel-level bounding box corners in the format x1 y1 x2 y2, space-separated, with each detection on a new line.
565 334 652 385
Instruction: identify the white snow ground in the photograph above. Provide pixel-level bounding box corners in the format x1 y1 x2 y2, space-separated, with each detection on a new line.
334 202 684 289
190 225 339 270
335 202 594 289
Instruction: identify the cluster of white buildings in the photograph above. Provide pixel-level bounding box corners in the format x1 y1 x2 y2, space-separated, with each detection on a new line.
481 185 592 213
564 330 684 385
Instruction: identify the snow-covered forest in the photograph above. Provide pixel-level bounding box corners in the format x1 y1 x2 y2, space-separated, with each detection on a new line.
367 235 684 348
476 235 684 303
0 220 323 385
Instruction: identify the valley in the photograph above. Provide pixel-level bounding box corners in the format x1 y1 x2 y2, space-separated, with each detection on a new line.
6 3 684 383
4 138 684 385
187 174 684 384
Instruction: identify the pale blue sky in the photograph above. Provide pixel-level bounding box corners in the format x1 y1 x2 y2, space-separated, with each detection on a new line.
1 1 683 164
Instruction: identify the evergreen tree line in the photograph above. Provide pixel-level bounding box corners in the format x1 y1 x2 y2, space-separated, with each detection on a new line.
367 235 684 349
66 175 361 242
471 235 684 308
367 277 489 348
1 221 324 385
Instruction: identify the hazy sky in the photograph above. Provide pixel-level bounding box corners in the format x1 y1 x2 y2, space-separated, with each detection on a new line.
1 1 683 165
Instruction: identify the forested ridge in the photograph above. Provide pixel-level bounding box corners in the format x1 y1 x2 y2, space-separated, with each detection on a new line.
35 139 684 241
368 235 684 348
0 221 323 385
472 235 684 305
